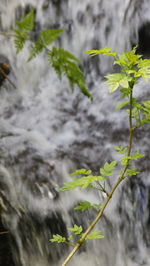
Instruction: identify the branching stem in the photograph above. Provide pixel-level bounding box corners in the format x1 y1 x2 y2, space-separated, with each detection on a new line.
61 84 134 266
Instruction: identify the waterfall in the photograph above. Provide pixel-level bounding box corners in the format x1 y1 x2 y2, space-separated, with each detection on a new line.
0 1 150 265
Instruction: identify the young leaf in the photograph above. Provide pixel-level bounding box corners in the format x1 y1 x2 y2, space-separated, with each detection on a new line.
103 161 117 172
114 145 127 154
85 47 116 57
143 100 150 112
126 168 139 176
100 161 117 176
50 234 66 243
120 151 144 165
85 231 104 240
137 59 150 80
70 169 92 176
105 73 130 93
68 225 83 235
60 174 105 191
131 151 144 160
120 156 130 165
74 201 93 211
100 168 113 176
114 47 141 68
120 87 131 98
115 100 129 110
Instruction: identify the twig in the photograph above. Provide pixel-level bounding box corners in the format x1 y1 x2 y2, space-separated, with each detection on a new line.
0 67 17 89
0 231 9 235
96 181 109 196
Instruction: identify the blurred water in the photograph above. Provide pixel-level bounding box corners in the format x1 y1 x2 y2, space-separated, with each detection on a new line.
0 1 150 266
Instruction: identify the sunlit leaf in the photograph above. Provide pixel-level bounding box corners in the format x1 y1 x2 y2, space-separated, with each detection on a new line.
70 169 92 176
115 100 129 110
85 231 104 240
105 73 130 93
68 225 83 235
50 234 66 243
85 47 116 57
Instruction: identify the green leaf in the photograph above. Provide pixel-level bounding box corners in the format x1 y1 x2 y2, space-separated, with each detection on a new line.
60 174 105 191
131 151 144 160
85 231 104 240
115 100 129 110
13 9 34 53
132 101 143 110
13 30 28 53
120 151 144 165
74 201 93 211
40 29 64 46
126 168 139 176
114 145 127 154
70 169 92 176
100 168 113 176
120 156 130 165
28 29 64 61
120 87 131 98
103 161 117 172
28 41 44 61
137 59 150 81
114 47 141 68
85 47 116 57
16 8 34 31
48 48 92 99
143 100 150 112
105 73 130 93
100 161 117 176
68 225 83 235
50 234 66 243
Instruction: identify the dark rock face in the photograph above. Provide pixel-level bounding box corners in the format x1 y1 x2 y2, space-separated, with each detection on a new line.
0 221 15 266
138 22 150 57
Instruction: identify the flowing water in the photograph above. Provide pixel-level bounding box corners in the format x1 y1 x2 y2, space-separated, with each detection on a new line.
0 1 150 265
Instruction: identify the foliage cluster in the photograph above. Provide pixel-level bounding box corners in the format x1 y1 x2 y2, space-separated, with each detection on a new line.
1 8 150 266
13 9 92 99
50 47 150 265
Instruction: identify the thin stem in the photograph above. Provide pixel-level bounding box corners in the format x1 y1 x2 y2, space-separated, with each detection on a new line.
0 231 9 235
96 181 109 196
0 67 17 89
61 84 134 266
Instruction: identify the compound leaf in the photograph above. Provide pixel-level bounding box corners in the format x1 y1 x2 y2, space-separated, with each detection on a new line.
68 225 83 235
16 8 34 31
50 234 66 243
85 47 116 57
70 169 92 176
